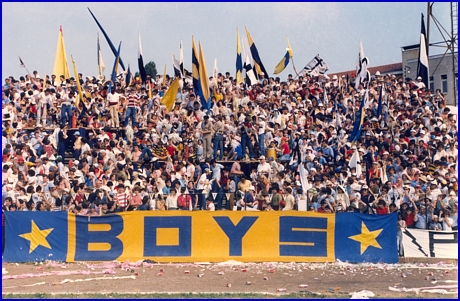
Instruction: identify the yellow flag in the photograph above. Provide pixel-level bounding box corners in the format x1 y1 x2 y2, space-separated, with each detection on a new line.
198 41 210 102
53 26 70 80
71 55 84 107
161 77 179 112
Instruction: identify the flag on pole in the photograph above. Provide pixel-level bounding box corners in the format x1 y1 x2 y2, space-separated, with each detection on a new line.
163 64 167 87
213 58 218 79
19 57 26 68
126 64 132 87
417 13 429 88
245 26 269 78
138 31 147 84
355 41 370 90
70 55 83 107
161 77 180 112
108 41 121 93
235 28 244 85
198 41 211 109
298 163 313 193
97 33 105 76
349 92 366 143
53 26 70 80
172 53 182 78
349 149 362 178
179 40 185 76
241 35 258 86
376 85 384 119
87 7 125 71
301 55 329 76
274 37 293 74
191 35 204 107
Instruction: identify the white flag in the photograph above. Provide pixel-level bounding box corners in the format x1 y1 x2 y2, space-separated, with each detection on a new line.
225 193 231 200
302 55 328 77
355 41 370 90
298 164 312 193
349 149 362 178
212 193 217 199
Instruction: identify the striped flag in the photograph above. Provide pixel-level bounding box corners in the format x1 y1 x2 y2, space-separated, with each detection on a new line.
198 41 211 108
416 13 429 88
241 35 258 86
191 35 202 100
274 37 293 74
87 7 125 71
235 28 243 85
245 26 269 78
172 53 182 78
53 26 70 80
301 55 328 77
138 31 147 84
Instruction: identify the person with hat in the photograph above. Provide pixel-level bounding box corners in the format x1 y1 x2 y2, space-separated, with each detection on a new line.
239 115 255 161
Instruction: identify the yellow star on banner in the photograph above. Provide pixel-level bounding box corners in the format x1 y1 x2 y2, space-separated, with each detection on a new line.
348 222 383 255
19 220 54 254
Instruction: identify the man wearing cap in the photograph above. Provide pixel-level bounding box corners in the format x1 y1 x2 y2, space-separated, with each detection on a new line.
257 156 271 176
212 115 224 160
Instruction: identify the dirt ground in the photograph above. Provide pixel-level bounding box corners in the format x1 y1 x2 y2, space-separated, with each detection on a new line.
2 260 458 298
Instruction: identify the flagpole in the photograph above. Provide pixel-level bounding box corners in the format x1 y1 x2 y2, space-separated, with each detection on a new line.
18 57 33 78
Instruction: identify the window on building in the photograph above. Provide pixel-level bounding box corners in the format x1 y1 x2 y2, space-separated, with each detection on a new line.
429 76 434 92
441 74 448 93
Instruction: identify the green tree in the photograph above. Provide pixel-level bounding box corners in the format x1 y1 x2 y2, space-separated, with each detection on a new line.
144 61 157 78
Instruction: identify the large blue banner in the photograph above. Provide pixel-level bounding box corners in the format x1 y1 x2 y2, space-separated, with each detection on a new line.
4 211 398 263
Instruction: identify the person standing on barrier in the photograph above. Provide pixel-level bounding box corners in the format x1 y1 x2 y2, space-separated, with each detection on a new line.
240 115 255 161
212 115 224 160
124 88 139 129
200 115 213 161
196 168 212 210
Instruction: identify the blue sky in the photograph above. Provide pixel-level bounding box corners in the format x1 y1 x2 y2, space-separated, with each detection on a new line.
2 2 451 80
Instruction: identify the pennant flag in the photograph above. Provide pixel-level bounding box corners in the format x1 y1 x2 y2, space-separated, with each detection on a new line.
301 55 328 77
97 32 105 76
417 13 429 88
108 41 122 93
245 26 269 78
335 213 397 262
269 194 273 200
355 41 370 90
198 41 211 108
126 64 132 87
225 193 231 200
241 35 258 86
138 31 147 84
380 167 388 184
191 35 203 103
172 53 182 78
349 92 366 143
349 149 362 178
70 55 84 107
235 28 244 85
212 193 217 200
87 7 125 70
160 77 180 112
53 26 70 80
274 37 293 74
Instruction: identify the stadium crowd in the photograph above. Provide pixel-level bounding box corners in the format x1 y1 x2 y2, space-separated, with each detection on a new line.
1 69 458 235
